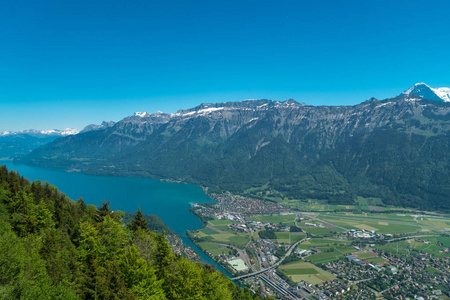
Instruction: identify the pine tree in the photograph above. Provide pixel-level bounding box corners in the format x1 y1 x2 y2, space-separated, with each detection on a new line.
95 200 111 223
130 207 148 232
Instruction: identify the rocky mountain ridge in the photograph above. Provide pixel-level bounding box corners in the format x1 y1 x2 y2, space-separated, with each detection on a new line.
19 85 450 211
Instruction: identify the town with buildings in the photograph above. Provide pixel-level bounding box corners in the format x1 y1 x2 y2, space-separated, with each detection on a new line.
187 193 450 299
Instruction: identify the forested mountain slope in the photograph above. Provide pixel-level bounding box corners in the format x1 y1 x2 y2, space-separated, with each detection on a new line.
0 129 78 159
21 95 450 211
0 166 263 300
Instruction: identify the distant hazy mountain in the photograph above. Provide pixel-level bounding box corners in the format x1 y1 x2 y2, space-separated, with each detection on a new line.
0 128 79 137
20 85 450 211
403 82 450 102
0 128 79 159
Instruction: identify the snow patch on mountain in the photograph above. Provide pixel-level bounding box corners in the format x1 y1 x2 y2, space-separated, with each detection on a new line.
1 128 79 136
134 112 149 117
433 87 450 102
403 82 450 102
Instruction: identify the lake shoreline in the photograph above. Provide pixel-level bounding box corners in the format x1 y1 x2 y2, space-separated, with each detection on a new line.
0 160 237 276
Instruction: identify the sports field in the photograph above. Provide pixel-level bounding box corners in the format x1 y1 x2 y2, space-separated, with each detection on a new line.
353 251 377 259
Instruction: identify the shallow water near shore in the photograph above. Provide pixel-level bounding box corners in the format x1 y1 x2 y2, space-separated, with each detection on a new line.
1 160 232 277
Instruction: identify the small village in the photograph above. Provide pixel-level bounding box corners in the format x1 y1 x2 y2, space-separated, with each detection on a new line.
166 234 201 262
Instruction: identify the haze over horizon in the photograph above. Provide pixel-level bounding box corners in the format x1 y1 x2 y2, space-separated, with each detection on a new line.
1 0 449 131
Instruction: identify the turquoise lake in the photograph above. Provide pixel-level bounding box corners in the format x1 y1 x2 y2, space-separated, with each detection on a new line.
1 160 232 277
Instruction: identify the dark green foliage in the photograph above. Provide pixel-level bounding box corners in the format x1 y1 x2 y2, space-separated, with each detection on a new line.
122 211 173 234
95 200 112 223
289 226 302 232
258 228 276 240
0 166 261 299
129 208 148 232
280 252 301 265
327 129 450 210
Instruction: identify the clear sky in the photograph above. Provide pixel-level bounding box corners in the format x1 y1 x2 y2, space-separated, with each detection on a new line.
1 0 449 131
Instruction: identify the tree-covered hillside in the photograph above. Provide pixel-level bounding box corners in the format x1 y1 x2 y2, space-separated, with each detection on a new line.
0 166 265 300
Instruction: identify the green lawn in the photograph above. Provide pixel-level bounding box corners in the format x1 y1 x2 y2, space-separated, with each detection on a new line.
279 262 336 285
301 227 335 236
354 252 377 259
200 227 220 235
307 238 349 245
337 247 357 254
194 229 250 249
210 225 236 234
308 251 343 263
273 231 305 243
249 214 297 225
283 268 317 275
365 257 388 264
208 219 236 226
197 242 233 256
228 235 250 249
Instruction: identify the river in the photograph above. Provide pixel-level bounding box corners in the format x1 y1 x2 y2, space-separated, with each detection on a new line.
0 160 232 277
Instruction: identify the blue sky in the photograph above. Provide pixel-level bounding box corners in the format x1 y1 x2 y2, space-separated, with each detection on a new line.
1 0 449 131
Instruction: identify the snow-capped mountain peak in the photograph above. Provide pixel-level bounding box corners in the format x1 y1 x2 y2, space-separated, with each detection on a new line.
0 128 79 137
134 111 149 117
403 82 450 102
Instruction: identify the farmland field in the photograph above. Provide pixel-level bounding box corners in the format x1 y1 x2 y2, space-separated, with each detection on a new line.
374 236 450 258
280 262 336 285
191 229 250 249
301 227 336 236
197 242 234 256
365 257 388 264
308 251 343 263
274 231 305 243
249 214 297 225
200 227 220 235
208 219 236 226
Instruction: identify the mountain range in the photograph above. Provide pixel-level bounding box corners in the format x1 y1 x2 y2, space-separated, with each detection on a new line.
0 128 79 159
17 84 450 211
